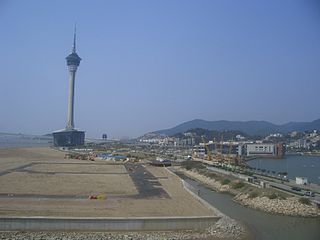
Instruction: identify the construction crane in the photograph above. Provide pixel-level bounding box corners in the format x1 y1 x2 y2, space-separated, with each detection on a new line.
214 137 218 159
201 136 212 161
226 142 234 164
219 133 224 162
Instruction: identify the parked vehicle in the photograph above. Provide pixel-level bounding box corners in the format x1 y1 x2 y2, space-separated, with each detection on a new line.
304 191 315 197
291 186 302 191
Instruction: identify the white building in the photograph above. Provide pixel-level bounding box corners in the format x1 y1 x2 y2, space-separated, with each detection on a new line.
246 144 275 156
297 139 307 148
296 177 308 185
237 144 245 156
236 134 245 140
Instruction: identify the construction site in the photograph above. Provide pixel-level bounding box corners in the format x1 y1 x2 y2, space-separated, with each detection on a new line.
0 147 217 219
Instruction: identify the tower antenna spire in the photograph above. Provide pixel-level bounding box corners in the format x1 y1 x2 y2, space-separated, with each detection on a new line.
72 24 77 53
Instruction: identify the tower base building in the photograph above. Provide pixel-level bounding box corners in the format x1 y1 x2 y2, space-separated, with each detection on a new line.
53 129 85 147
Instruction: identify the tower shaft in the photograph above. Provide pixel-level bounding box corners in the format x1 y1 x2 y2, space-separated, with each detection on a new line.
66 69 76 130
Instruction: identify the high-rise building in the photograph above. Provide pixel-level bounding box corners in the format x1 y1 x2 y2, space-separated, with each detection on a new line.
53 28 85 147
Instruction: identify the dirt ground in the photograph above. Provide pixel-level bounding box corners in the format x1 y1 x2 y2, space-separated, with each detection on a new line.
0 172 137 195
28 163 127 173
0 147 216 217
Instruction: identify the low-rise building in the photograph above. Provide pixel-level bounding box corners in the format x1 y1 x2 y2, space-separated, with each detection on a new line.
296 177 308 185
246 143 285 158
247 144 275 156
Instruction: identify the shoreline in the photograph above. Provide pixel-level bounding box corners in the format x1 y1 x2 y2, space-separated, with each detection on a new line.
176 167 320 218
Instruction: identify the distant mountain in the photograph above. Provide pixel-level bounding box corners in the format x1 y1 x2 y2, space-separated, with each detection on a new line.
173 128 249 142
154 119 320 136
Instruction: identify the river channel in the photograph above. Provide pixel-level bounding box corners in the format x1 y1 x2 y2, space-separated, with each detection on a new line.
183 177 320 240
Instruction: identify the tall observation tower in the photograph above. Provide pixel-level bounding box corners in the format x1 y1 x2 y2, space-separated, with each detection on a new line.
53 28 85 147
66 29 81 130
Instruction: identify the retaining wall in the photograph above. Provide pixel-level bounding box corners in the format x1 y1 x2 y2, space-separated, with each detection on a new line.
0 216 219 231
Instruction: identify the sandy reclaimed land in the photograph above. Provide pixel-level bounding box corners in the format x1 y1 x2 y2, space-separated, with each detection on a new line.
0 172 136 195
0 147 216 217
0 147 72 169
27 163 127 173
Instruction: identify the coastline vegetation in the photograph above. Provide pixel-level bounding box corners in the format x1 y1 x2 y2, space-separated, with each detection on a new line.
221 179 231 185
299 197 311 205
232 182 245 189
248 191 259 199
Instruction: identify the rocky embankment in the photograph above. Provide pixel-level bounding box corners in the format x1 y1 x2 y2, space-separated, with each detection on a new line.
0 218 247 240
0 224 248 240
179 168 235 194
207 215 246 239
234 194 319 217
0 217 247 240
178 168 320 217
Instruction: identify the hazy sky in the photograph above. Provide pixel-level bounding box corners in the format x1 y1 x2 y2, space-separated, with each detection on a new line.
0 0 320 138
